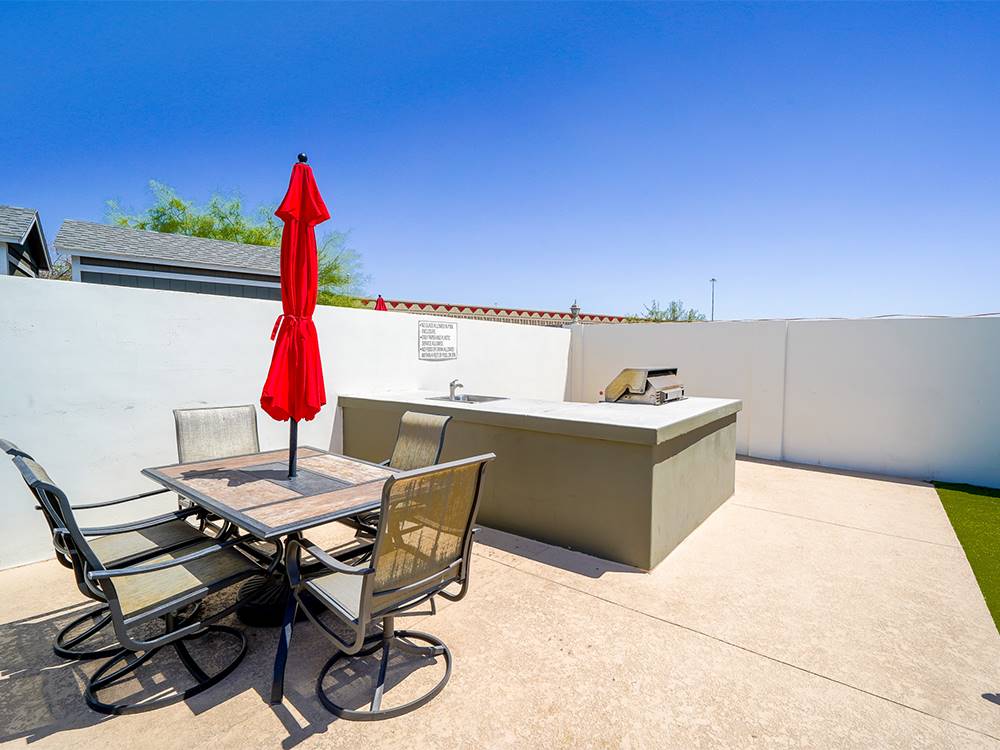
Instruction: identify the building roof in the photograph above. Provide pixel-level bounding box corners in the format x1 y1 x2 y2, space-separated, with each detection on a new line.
359 297 629 325
55 220 279 275
0 205 39 244
0 205 52 271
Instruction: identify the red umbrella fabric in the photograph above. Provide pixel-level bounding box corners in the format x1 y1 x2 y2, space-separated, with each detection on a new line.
260 159 330 431
374 294 388 311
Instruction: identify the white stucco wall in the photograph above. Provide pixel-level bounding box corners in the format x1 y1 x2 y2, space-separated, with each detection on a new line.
781 318 1000 485
574 317 1000 488
2 273 997 570
570 320 788 458
0 276 570 568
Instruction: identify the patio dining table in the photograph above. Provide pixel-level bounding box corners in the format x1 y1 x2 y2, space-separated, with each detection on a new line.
143 445 399 704
143 445 394 542
142 446 395 622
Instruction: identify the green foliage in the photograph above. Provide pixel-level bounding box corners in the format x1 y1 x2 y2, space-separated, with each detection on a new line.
43 255 73 280
108 181 283 247
634 299 706 322
106 181 366 306
936 482 1000 633
317 231 367 307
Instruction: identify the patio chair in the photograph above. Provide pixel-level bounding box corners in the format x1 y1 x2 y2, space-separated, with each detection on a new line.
11 454 265 715
347 411 452 535
271 453 495 720
174 403 267 542
1 440 208 660
384 411 453 471
173 404 278 565
173 404 260 464
173 404 260 519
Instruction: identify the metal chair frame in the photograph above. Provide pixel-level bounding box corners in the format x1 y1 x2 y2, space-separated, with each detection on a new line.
2 439 208 659
345 411 452 537
11 455 264 714
270 453 494 720
172 404 260 533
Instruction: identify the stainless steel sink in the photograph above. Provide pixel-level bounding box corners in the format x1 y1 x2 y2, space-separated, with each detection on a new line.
427 394 507 404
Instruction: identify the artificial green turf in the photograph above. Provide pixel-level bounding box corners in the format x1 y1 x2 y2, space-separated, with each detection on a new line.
936 482 1000 633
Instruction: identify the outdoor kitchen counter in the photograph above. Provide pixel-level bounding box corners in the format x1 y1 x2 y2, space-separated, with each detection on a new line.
338 390 741 446
338 391 743 570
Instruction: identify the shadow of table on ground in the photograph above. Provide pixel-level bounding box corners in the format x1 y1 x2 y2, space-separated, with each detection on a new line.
0 590 446 748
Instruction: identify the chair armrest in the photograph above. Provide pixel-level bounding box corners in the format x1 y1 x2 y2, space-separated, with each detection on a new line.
70 487 171 510
80 507 200 536
291 538 374 576
87 534 253 580
53 527 73 553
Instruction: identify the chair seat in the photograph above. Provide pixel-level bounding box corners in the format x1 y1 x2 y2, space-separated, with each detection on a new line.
88 520 207 567
306 572 364 622
111 541 260 618
306 567 457 624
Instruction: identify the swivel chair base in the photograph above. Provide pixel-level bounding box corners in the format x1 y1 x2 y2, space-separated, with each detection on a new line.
55 605 120 660
85 624 246 715
316 628 452 721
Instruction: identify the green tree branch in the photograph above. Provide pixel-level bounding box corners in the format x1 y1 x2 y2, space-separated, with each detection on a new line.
633 299 706 322
106 181 366 306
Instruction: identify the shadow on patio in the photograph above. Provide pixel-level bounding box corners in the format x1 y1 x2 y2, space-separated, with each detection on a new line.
1 460 998 749
0 588 441 748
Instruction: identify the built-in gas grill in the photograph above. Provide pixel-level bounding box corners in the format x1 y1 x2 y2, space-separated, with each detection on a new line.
602 367 686 405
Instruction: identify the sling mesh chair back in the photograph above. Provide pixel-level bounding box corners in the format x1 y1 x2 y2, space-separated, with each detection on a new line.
2 440 207 660
1 439 68 565
173 404 260 534
271 453 495 719
173 404 260 464
11 454 263 714
349 411 452 536
387 411 452 471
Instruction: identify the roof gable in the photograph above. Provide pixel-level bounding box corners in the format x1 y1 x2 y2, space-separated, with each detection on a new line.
0 205 41 244
0 205 52 271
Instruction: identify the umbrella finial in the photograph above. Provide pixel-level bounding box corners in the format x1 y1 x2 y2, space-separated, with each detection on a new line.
297 153 308 164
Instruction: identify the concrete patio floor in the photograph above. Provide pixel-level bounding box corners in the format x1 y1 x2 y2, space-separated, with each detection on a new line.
1 459 998 748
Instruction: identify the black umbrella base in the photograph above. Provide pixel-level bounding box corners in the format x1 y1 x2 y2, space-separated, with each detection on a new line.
236 575 319 627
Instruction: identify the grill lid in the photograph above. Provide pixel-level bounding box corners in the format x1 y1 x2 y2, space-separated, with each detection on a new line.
603 367 685 405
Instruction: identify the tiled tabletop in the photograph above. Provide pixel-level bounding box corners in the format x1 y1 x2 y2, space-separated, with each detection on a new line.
143 446 395 539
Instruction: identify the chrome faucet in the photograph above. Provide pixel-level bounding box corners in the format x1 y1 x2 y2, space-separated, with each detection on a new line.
449 379 464 400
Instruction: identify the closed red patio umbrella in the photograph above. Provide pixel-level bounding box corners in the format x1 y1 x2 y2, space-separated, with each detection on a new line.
261 154 329 478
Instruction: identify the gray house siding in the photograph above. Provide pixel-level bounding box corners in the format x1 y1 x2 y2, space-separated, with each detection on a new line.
79 269 280 300
56 221 282 302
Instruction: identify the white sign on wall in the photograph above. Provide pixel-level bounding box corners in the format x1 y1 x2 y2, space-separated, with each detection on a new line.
418 320 458 361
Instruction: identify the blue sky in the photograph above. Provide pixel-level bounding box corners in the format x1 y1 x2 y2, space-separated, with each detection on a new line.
2 2 998 319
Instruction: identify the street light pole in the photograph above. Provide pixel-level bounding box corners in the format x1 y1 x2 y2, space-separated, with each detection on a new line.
710 278 717 321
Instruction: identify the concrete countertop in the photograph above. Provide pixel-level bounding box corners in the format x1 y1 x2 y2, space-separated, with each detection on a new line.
338 390 742 446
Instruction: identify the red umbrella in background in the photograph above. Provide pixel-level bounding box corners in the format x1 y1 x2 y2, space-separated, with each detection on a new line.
374 294 388 311
261 154 329 478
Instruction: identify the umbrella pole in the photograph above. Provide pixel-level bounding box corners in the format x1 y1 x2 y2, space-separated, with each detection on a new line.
288 419 298 478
